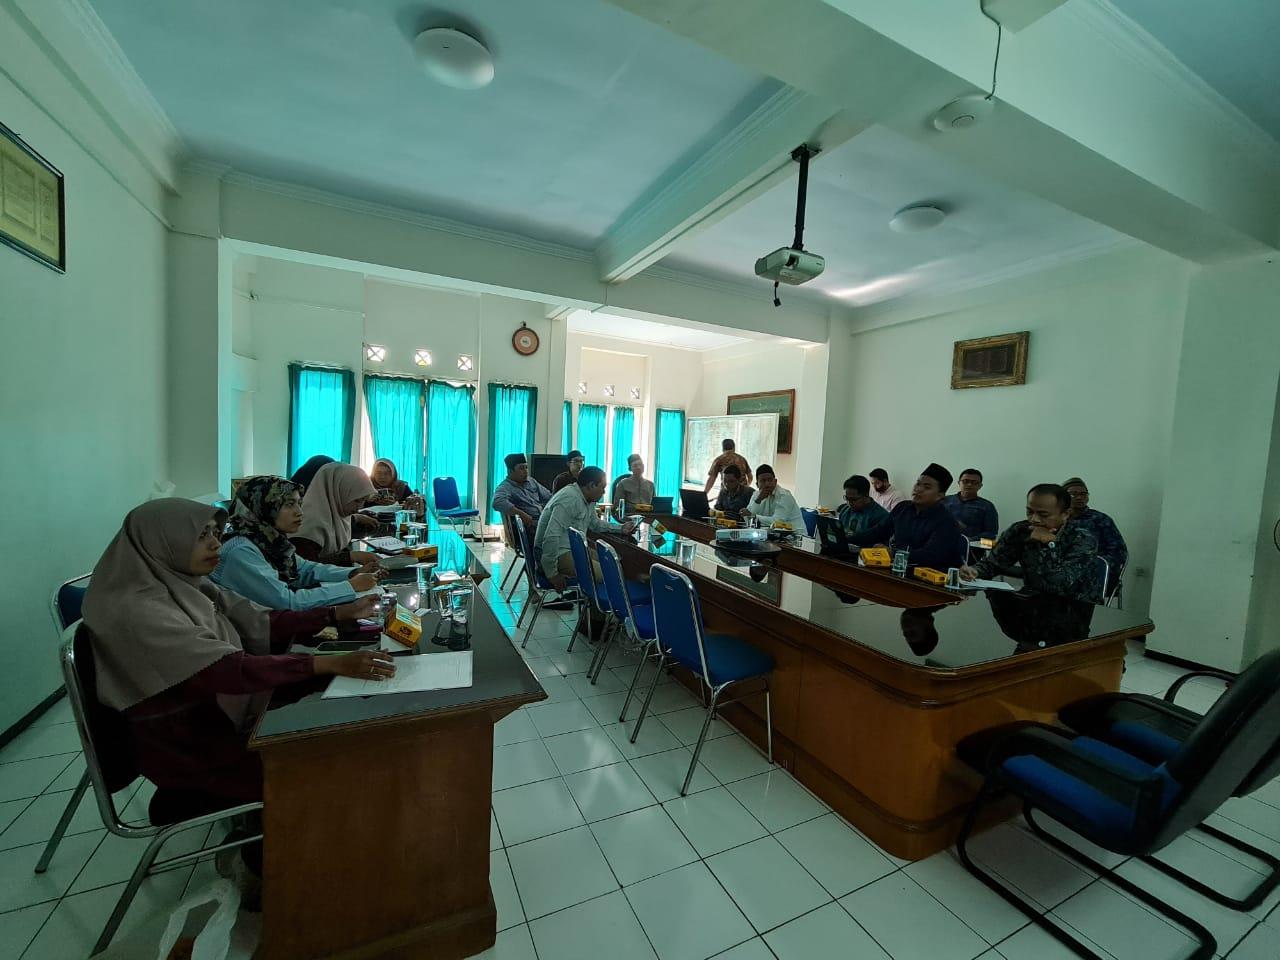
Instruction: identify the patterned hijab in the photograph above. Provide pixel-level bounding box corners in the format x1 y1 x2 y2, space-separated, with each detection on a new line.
82 499 270 725
295 462 376 555
225 476 302 583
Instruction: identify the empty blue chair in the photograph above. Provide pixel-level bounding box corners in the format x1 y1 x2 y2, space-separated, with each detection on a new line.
567 528 649 662
432 476 484 542
593 540 656 689
632 565 774 795
800 507 818 538
513 518 575 648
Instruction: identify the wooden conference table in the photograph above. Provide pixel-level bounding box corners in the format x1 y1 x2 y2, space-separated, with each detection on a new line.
611 519 1153 860
249 530 546 960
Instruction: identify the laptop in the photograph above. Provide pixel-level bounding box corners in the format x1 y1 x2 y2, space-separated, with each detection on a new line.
652 496 674 514
814 513 855 557
679 489 711 519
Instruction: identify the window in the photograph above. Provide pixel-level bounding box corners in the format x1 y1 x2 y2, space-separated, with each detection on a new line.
363 375 426 492
609 406 635 486
562 400 573 454
577 381 588 395
457 354 474 372
629 387 641 401
485 383 538 524
426 381 477 511
365 344 386 363
287 364 355 475
414 349 433 367
603 384 615 398
577 403 607 474
654 408 686 502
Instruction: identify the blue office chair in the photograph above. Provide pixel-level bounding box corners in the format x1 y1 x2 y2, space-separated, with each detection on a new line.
1058 657 1280 911
499 513 527 601
631 565 774 795
432 476 484 542
567 528 650 662
61 623 262 955
800 508 818 538
593 540 657 687
956 649 1280 960
513 518 575 648
34 573 92 875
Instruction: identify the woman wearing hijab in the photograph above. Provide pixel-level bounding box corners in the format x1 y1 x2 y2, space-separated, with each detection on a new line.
289 454 335 492
369 458 416 503
82 499 393 831
292 462 381 564
212 476 379 610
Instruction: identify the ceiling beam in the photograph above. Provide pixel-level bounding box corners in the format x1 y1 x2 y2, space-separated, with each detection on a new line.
605 0 1280 262
596 86 864 283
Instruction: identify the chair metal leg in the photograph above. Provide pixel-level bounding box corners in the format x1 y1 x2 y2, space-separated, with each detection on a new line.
499 559 518 592
1141 820 1280 911
93 829 169 956
630 652 667 743
586 617 616 682
520 594 545 648
619 641 658 723
763 682 773 763
504 559 525 600
590 619 621 683
682 688 722 796
34 771 90 874
566 595 585 653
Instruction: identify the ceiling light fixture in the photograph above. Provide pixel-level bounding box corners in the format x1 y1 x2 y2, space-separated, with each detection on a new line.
931 1 1002 131
889 204 946 233
414 28 494 90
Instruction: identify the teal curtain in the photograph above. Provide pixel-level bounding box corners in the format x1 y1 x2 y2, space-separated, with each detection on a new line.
363 375 426 491
654 408 686 502
610 406 635 483
577 403 607 474
426 381 477 511
486 383 538 524
562 400 573 453
288 364 355 475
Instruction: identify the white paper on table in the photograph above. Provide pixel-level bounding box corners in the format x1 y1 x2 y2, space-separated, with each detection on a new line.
959 578 1016 592
321 650 473 699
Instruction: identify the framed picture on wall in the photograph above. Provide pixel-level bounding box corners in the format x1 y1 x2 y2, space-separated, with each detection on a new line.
727 388 796 454
951 332 1029 389
0 121 65 273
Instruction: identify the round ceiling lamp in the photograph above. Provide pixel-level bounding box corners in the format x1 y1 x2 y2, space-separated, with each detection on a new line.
931 94 994 132
414 28 494 89
889 204 946 233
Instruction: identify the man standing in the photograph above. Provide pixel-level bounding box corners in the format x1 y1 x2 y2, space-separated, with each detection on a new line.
869 468 907 512
850 463 966 570
742 464 804 530
943 468 1000 539
552 450 585 493
1062 477 1128 574
704 439 752 494
962 484 1100 601
713 464 754 521
536 466 635 589
837 475 889 537
492 453 552 534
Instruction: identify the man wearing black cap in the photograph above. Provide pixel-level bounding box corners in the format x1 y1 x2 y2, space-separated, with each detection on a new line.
492 453 552 534
849 463 966 570
552 450 585 493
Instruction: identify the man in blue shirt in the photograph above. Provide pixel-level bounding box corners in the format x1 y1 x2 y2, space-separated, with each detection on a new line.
492 453 552 535
943 467 999 539
849 463 966 570
1063 476 1128 579
838 474 889 537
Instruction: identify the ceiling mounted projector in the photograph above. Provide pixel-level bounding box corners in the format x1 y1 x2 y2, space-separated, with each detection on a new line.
931 94 993 131
889 204 946 233
414 28 494 89
755 145 825 306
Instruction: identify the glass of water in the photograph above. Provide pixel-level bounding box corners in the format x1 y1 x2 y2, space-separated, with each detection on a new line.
677 539 697 567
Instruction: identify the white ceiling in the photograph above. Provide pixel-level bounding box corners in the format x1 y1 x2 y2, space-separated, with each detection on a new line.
660 126 1127 306
1109 0 1280 143
88 0 778 249
568 310 752 351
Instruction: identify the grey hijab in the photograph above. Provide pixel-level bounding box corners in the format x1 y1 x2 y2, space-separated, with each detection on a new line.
295 462 376 555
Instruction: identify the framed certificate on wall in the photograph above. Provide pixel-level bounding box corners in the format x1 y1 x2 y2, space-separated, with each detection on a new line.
727 389 796 454
0 120 65 273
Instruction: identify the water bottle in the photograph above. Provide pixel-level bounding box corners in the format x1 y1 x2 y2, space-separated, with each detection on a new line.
617 498 626 522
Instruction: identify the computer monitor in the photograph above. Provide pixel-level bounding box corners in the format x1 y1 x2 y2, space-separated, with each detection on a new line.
530 454 567 492
679 488 711 519
814 513 854 557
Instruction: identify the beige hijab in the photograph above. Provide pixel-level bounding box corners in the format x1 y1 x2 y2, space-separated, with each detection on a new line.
295 462 375 554
82 499 270 725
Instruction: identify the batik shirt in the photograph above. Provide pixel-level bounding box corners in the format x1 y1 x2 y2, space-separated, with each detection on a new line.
973 521 1101 602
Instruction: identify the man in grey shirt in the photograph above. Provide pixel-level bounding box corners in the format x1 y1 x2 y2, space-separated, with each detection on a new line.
536 466 635 589
492 453 552 535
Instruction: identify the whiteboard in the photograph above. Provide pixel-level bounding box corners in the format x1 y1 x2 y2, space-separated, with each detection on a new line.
683 414 779 486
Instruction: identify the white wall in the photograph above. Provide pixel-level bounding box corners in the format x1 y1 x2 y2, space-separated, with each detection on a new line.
835 246 1192 617
0 66 169 729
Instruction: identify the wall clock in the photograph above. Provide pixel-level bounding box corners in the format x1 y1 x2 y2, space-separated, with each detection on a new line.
512 323 540 356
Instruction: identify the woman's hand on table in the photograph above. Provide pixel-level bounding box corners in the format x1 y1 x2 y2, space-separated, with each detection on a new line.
334 595 380 621
349 550 379 566
351 514 380 532
348 571 379 592
314 650 396 680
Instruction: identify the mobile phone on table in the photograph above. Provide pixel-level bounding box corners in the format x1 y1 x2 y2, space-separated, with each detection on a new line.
315 639 375 654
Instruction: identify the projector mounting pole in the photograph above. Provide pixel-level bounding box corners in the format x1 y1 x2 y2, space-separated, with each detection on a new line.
791 144 816 251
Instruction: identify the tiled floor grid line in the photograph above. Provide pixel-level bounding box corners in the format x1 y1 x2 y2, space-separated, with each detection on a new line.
0 542 1276 959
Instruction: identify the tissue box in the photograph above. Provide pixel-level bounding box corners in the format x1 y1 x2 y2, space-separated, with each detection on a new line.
409 544 438 562
385 604 423 647
860 547 892 568
913 567 948 585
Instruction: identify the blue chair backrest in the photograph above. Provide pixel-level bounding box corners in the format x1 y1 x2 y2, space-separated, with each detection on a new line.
595 540 635 626
567 528 602 609
800 508 818 537
433 476 462 511
54 576 91 632
649 565 711 681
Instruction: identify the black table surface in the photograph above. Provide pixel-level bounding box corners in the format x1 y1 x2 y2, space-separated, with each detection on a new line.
355 527 491 585
626 529 1151 671
251 586 545 745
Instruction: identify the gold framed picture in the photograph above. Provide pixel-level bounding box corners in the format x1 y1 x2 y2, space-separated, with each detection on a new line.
0 121 65 273
951 332 1029 389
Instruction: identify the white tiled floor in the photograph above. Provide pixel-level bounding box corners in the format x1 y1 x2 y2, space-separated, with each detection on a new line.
2 544 1279 959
